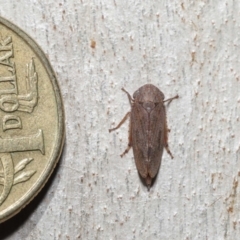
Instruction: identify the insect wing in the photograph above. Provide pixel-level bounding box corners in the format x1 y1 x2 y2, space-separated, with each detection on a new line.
148 104 165 178
131 102 149 178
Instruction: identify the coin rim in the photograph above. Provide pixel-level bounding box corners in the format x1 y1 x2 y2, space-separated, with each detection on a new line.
0 16 65 223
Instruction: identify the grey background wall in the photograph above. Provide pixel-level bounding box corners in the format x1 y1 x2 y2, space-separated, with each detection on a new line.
1 0 240 239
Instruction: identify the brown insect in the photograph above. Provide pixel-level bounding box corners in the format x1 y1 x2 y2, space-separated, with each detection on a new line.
109 84 178 189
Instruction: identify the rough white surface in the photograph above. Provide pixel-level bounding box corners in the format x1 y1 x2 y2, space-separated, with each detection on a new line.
1 0 240 239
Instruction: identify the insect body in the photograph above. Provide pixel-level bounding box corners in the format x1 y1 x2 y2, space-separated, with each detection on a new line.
109 84 178 189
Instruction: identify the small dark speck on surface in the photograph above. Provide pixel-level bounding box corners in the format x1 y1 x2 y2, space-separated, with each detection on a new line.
91 40 96 49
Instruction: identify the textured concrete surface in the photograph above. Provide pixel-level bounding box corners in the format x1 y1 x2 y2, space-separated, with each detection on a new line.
0 0 240 239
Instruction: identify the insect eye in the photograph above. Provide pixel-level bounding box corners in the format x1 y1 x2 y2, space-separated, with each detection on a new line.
154 103 159 107
139 101 144 105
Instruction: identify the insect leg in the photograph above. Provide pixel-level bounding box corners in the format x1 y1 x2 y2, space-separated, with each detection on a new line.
164 142 174 159
163 108 174 159
163 95 179 105
162 94 178 158
121 88 134 105
163 126 174 159
120 144 132 157
120 115 132 157
109 112 130 132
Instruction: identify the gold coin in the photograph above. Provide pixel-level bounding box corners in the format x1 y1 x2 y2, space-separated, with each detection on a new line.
0 17 65 222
